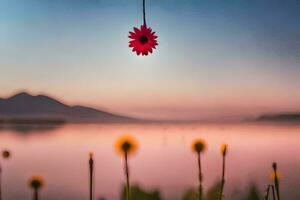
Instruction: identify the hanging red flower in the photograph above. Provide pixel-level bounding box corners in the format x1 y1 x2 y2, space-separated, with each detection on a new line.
129 25 158 56
128 0 158 56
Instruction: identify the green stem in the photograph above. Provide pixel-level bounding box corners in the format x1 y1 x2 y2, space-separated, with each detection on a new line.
197 152 203 200
125 152 131 200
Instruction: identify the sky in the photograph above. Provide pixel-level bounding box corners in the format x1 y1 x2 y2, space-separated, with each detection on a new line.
0 0 300 120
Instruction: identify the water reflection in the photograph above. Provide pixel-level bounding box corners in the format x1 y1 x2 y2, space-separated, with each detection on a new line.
0 124 65 134
0 123 299 200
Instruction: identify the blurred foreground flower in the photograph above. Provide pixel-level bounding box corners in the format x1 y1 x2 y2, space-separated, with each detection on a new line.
263 162 282 200
218 144 228 200
29 176 45 200
191 139 207 200
0 149 11 200
115 135 138 200
2 150 11 159
220 144 227 157
271 171 282 182
115 135 138 156
191 139 206 154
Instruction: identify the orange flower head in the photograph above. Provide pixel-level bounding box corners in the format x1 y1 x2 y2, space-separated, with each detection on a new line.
115 135 138 156
271 171 282 181
29 176 45 189
191 139 207 154
220 144 228 156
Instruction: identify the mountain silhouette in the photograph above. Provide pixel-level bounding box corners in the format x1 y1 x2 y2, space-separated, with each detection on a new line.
0 92 136 123
257 113 300 122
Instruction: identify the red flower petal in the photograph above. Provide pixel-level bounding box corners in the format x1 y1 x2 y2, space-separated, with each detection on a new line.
128 25 158 56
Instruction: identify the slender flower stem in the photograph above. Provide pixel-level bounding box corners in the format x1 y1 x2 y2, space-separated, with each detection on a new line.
272 163 280 200
143 0 146 26
264 185 270 200
197 152 203 200
218 155 226 200
271 185 276 200
89 154 94 200
125 151 131 200
34 188 38 200
274 172 280 200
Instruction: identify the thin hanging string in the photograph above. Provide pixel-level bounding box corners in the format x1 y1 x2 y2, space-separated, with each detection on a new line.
143 0 147 26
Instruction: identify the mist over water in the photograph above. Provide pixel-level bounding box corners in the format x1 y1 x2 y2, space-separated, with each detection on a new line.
0 123 299 200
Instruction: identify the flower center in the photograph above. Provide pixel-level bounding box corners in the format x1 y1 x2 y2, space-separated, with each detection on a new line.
139 35 148 44
122 141 131 152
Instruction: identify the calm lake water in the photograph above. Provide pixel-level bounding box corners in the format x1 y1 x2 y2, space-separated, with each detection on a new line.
0 123 299 200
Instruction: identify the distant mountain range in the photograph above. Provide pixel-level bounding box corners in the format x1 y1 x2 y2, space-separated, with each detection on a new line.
0 92 299 124
0 92 137 123
256 113 300 122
